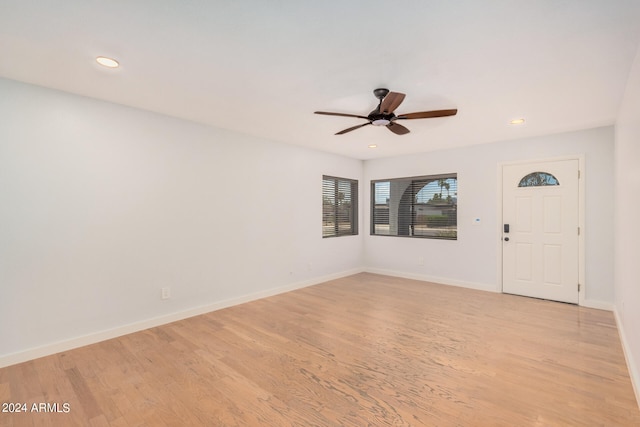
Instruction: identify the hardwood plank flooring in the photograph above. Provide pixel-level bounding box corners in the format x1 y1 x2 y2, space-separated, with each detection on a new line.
1 273 638 426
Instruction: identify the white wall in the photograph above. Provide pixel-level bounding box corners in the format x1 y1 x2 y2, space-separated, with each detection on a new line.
363 126 615 305
615 41 640 402
0 78 363 365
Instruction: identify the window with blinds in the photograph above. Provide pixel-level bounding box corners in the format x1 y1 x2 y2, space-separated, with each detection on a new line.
371 173 457 240
322 175 358 238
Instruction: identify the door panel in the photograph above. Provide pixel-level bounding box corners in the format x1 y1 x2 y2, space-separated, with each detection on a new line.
543 244 562 284
544 196 562 233
515 243 533 281
502 160 579 303
516 197 532 232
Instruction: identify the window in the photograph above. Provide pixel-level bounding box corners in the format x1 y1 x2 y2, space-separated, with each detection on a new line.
371 173 457 240
518 171 559 187
322 175 358 238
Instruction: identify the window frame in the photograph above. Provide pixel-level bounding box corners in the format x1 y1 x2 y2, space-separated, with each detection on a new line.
322 175 359 238
371 173 457 240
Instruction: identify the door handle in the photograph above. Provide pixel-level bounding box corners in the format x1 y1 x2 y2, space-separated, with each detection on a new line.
504 237 509 241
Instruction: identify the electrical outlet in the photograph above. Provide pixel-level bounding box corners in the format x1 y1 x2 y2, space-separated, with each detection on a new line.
418 256 425 266
161 287 171 300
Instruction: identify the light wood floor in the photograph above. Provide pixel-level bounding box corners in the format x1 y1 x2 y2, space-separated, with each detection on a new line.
1 273 639 426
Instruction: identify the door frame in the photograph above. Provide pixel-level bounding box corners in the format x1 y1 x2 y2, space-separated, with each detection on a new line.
496 155 585 306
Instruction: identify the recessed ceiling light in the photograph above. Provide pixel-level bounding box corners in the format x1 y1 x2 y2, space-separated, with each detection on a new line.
510 118 525 125
368 144 378 149
96 56 119 68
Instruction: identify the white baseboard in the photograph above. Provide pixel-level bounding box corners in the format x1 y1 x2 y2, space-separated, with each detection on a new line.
0 268 364 368
614 307 640 410
582 299 614 311
365 269 616 311
364 267 498 293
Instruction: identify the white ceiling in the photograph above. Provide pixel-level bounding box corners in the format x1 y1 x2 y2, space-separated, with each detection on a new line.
1 0 639 160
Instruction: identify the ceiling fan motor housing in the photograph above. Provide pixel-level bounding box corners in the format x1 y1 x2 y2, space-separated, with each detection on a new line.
370 113 393 126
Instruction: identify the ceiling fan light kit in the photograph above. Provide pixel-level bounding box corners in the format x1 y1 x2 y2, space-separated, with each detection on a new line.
315 88 457 135
371 118 390 126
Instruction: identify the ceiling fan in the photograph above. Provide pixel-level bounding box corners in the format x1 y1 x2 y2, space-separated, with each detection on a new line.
315 88 457 135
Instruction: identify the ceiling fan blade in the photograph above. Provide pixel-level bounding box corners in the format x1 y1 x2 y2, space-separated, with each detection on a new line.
336 122 371 135
387 122 410 135
379 92 406 114
396 109 458 120
315 111 369 120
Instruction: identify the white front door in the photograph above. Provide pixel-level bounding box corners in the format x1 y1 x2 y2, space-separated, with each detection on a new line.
502 159 579 304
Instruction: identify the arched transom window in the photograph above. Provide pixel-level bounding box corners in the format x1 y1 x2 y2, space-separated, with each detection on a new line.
518 171 559 187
